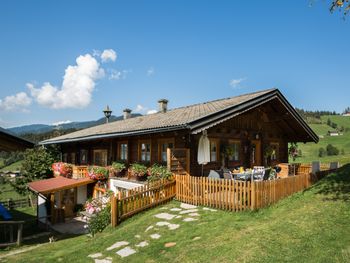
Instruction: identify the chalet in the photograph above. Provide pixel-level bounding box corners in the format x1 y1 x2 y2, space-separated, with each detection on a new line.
0 127 34 152
328 130 339 136
40 88 318 175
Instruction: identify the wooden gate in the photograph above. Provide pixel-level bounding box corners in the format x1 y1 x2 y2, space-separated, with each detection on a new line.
167 148 190 176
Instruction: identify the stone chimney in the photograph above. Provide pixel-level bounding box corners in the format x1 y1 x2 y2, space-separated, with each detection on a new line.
158 99 168 113
123 108 132 120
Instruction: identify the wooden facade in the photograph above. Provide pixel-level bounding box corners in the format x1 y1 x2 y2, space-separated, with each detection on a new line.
60 102 294 176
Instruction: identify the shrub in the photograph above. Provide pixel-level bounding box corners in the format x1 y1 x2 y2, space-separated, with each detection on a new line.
111 162 126 172
319 147 326 157
326 144 339 156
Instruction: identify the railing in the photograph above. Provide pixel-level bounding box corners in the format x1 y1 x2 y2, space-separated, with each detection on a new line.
0 221 24 247
111 179 176 227
175 173 311 211
72 165 88 179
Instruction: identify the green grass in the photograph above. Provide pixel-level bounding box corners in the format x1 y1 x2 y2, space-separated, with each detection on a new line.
0 160 23 172
2 165 350 262
294 115 350 165
0 182 27 201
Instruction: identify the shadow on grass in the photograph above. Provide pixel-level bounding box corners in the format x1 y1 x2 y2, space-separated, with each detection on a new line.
309 164 350 202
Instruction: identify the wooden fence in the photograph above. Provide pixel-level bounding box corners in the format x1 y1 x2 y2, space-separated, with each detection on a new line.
0 221 24 247
111 179 176 227
175 173 311 211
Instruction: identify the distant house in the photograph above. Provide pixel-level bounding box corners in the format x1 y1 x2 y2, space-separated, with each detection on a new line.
342 112 350 117
328 130 339 136
0 127 34 152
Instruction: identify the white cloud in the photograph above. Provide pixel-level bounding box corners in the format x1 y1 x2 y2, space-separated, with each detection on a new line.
134 104 146 113
147 109 157 115
147 67 155 76
101 49 117 63
52 120 72 126
0 91 32 112
229 78 246 88
108 69 130 80
29 54 105 109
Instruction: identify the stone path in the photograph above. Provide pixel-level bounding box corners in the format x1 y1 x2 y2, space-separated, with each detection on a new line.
87 202 218 262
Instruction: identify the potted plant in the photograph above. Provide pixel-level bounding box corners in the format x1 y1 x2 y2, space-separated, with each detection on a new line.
147 163 172 182
129 163 148 180
52 162 73 178
110 162 126 177
288 143 299 161
88 166 109 181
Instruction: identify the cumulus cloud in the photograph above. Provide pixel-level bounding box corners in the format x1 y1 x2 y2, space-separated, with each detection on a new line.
0 92 32 112
52 120 72 126
147 109 157 115
229 78 246 88
147 67 155 76
29 54 105 109
101 49 117 63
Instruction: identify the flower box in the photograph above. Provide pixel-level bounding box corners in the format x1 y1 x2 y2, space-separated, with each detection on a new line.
52 162 73 178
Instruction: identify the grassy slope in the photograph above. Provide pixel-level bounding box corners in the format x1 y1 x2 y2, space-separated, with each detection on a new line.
0 160 23 172
2 165 350 263
295 115 350 165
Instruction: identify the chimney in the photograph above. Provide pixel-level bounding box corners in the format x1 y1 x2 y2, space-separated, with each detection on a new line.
123 108 132 120
158 99 168 113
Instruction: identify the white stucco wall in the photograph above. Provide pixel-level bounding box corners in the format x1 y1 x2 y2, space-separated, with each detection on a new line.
109 178 143 194
77 185 87 204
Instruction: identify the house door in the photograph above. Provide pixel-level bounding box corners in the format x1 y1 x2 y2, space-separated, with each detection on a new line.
250 140 262 167
167 148 190 176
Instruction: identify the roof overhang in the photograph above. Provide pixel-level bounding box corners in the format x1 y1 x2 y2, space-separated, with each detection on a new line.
189 89 319 143
28 176 94 194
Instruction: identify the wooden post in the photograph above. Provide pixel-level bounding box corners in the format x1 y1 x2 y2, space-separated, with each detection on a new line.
17 223 23 246
50 193 55 225
251 181 255 210
111 194 118 227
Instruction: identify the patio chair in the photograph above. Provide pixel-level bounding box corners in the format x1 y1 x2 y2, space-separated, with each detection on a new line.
252 166 265 180
208 170 221 179
263 168 272 180
222 168 233 180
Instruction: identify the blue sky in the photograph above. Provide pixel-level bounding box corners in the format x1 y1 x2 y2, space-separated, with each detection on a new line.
0 0 348 128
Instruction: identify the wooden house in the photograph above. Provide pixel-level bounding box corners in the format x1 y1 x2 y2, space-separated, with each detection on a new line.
41 88 318 176
0 127 34 152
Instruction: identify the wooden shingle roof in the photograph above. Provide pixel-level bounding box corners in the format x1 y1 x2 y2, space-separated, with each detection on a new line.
40 88 319 144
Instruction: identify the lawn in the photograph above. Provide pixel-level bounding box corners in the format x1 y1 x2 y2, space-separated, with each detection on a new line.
0 160 23 172
293 115 350 165
1 165 349 262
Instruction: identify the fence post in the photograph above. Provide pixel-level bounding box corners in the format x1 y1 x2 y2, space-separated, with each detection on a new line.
17 223 23 246
251 181 255 210
111 194 118 227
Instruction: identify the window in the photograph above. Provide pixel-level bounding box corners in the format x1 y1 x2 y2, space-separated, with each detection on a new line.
158 138 174 162
139 141 151 162
80 149 88 165
93 149 108 166
210 140 219 162
228 140 240 161
118 142 128 161
270 143 279 161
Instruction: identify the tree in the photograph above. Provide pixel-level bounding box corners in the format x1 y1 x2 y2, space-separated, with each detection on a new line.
327 118 332 126
10 146 59 194
319 147 326 157
330 0 350 16
326 144 339 156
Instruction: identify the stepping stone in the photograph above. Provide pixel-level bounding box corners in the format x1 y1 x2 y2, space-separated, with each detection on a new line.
193 236 201 241
116 246 136 258
175 215 182 219
189 212 200 217
106 241 129 251
179 209 198 214
145 225 154 232
150 233 161 239
180 203 197 209
170 208 182 212
88 253 103 258
95 259 112 263
160 207 168 210
203 207 217 212
135 241 149 247
135 234 141 239
154 213 176 220
168 224 180 230
183 217 198 222
156 221 170 226
164 242 176 248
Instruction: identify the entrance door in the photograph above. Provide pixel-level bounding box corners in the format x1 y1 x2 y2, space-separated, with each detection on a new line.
250 140 262 167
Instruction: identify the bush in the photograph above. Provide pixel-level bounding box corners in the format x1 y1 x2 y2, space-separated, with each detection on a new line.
147 163 172 182
110 162 126 172
129 163 148 177
87 204 111 237
326 144 339 156
319 147 326 157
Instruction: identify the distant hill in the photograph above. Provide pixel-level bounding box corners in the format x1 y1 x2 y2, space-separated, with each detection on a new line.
8 114 142 135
